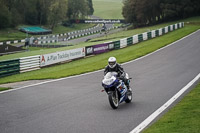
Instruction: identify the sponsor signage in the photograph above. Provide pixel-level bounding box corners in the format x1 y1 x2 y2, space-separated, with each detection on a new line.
40 48 85 67
108 42 115 50
85 46 94 56
70 19 126 24
93 43 109 54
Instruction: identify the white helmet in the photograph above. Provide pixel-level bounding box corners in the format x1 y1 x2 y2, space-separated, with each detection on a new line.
108 57 117 68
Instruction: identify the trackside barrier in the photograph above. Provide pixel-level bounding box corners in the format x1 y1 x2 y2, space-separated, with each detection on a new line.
127 37 133 46
159 29 162 36
138 34 143 42
133 35 139 44
147 32 152 39
113 41 120 49
0 22 184 78
84 22 184 56
120 38 127 48
143 32 148 40
20 55 40 73
155 30 159 37
0 59 20 77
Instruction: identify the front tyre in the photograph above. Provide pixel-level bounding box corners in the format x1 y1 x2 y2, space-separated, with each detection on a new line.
125 89 132 103
108 91 119 109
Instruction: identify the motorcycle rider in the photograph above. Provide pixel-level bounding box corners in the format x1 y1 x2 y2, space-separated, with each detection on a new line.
104 57 130 90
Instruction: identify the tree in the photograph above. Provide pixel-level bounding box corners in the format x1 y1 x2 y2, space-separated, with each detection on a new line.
122 0 137 24
122 0 200 27
0 2 11 29
67 0 91 19
87 0 94 15
48 0 68 29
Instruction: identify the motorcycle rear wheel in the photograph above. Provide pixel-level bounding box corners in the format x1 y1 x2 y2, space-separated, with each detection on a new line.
108 91 119 109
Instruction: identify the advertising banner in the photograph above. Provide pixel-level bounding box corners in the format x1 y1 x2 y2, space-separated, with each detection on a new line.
93 43 109 54
40 48 85 67
85 46 94 56
70 19 126 24
108 42 115 50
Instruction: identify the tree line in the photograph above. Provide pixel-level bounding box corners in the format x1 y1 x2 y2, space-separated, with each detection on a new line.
122 0 200 27
0 0 94 29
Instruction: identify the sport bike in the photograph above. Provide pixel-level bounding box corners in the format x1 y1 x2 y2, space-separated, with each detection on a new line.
102 72 132 109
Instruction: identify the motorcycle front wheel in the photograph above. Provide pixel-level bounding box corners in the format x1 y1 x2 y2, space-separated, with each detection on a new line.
108 91 119 109
125 89 132 103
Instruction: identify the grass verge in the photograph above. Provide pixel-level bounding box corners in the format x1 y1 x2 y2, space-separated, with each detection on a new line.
143 83 200 133
0 23 199 84
0 87 11 92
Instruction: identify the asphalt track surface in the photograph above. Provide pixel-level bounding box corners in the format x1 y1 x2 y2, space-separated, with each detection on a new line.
0 30 200 133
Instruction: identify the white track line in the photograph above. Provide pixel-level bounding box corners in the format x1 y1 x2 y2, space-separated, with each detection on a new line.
0 29 199 95
130 73 200 133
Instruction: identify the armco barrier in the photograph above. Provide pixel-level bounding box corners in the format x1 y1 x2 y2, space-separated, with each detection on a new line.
20 55 40 73
0 59 20 77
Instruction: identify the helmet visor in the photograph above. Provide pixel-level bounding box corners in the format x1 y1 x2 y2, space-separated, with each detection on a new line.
109 62 116 67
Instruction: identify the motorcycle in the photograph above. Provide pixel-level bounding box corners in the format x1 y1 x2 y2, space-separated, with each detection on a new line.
102 72 132 109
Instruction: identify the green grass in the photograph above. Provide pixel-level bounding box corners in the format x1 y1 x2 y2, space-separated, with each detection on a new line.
0 22 199 84
93 0 123 19
143 83 200 133
0 87 11 92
